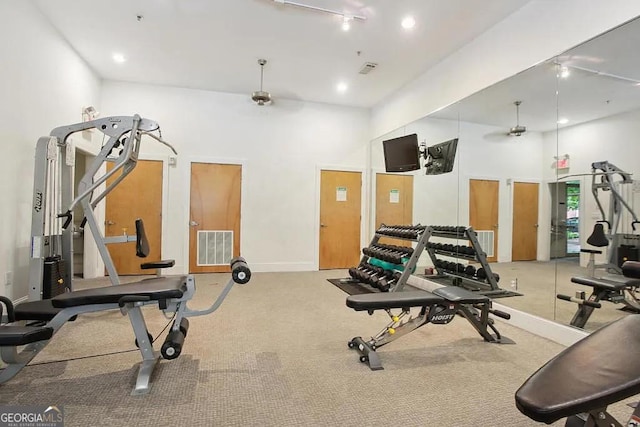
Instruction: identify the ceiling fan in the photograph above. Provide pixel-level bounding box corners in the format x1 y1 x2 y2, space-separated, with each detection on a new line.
508 100 527 137
251 59 272 106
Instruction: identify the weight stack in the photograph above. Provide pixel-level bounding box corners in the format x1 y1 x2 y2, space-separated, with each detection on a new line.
43 255 67 299
618 245 639 268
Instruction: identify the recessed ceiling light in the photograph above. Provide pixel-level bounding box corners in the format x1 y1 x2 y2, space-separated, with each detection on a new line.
342 16 352 31
112 53 126 64
401 16 416 29
336 82 348 93
557 118 569 125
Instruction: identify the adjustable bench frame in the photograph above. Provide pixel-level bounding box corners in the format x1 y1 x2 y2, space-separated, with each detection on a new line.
1 259 250 395
346 287 512 370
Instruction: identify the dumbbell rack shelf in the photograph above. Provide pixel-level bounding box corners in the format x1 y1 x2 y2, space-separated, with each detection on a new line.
425 226 512 297
351 224 430 293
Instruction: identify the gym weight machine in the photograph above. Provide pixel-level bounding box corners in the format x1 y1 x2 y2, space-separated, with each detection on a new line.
1 115 252 394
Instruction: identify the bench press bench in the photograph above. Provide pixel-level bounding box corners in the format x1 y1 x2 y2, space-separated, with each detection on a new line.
0 258 251 395
346 286 512 370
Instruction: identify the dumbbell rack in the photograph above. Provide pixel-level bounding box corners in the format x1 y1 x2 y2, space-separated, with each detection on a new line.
353 224 430 292
424 226 512 297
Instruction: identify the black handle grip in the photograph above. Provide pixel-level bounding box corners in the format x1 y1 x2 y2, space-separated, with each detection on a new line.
57 210 73 230
596 220 611 231
557 294 602 308
0 296 15 323
489 308 511 320
118 295 151 307
632 221 640 231
231 261 251 284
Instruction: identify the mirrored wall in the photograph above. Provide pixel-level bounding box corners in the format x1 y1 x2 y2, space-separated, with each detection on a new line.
368 15 640 332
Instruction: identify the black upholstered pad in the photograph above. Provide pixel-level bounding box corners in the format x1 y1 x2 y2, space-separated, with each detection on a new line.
141 260 175 269
14 299 62 321
0 326 53 346
346 291 443 311
432 286 489 303
623 261 640 279
51 277 186 308
515 315 640 424
571 276 636 291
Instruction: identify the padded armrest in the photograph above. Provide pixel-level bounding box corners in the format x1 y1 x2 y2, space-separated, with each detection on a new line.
580 249 602 254
346 291 443 311
52 277 186 308
141 259 175 270
516 315 640 424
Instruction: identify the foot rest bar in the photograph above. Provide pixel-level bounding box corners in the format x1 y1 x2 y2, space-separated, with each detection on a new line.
557 294 602 308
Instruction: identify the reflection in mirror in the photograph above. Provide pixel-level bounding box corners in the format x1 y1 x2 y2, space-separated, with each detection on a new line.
553 17 640 331
426 58 561 320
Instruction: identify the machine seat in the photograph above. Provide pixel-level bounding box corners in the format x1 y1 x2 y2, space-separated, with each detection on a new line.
0 326 53 346
515 315 640 424
14 299 64 322
571 276 638 291
346 291 444 311
51 277 186 308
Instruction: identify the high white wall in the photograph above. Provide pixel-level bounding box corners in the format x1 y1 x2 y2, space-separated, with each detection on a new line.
0 1 101 299
99 81 371 273
372 0 640 138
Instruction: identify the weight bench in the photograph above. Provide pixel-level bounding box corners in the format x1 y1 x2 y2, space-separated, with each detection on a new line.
0 258 251 395
557 261 640 328
346 286 512 370
515 314 640 426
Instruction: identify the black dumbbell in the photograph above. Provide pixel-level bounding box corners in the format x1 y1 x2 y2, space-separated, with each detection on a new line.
465 265 476 276
476 267 486 280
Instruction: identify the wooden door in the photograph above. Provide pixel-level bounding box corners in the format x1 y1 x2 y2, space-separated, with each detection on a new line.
512 182 539 261
375 173 413 246
189 163 241 273
319 170 362 269
105 160 163 275
469 179 499 262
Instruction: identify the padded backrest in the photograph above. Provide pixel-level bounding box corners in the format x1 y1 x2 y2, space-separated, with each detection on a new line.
135 219 150 258
586 223 609 247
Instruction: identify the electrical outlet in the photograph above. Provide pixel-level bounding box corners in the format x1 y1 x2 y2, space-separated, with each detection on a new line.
5 271 12 286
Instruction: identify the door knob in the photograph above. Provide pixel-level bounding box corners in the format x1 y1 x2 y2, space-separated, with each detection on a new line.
106 220 115 226
320 223 327 228
190 220 199 226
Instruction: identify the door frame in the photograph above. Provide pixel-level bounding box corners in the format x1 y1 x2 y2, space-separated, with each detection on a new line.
182 156 247 274
315 164 368 270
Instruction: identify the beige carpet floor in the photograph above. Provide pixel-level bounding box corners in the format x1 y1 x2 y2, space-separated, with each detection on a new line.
0 270 635 426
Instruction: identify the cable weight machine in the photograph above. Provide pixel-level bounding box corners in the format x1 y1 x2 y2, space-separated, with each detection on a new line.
29 115 176 301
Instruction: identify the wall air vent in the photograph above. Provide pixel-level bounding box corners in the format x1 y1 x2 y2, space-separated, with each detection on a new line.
359 62 378 75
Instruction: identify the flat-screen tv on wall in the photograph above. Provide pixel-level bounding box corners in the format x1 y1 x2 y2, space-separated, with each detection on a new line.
425 138 458 175
382 134 420 173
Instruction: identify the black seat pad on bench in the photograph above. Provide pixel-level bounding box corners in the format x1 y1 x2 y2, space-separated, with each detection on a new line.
15 299 64 321
515 315 640 424
51 277 187 308
431 286 489 304
0 326 53 346
346 291 444 311
571 276 639 291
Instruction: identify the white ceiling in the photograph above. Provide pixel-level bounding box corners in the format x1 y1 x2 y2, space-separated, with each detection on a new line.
34 0 531 108
430 15 640 134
